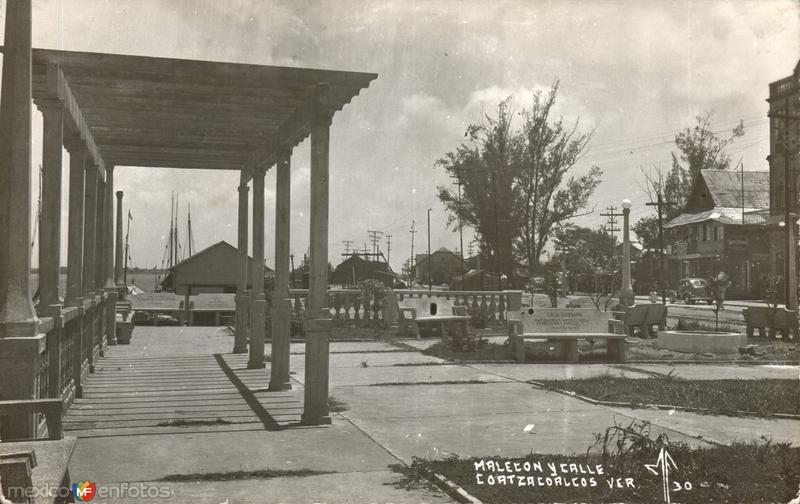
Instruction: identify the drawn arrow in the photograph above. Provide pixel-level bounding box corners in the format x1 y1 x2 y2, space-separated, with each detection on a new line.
645 447 678 503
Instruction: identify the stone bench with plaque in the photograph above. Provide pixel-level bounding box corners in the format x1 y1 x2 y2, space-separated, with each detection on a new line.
509 308 626 363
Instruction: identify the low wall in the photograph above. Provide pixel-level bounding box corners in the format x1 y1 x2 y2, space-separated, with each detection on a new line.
657 330 747 354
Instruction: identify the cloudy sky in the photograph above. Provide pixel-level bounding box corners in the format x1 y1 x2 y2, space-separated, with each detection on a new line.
7 0 799 272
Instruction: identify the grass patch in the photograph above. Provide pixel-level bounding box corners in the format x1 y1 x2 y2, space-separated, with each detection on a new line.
156 418 232 427
158 468 333 482
392 419 800 503
541 376 800 417
328 396 348 412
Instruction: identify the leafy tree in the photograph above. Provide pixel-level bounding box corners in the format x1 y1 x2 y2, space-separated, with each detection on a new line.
518 81 602 274
641 112 745 219
436 98 522 280
437 80 602 281
552 225 616 275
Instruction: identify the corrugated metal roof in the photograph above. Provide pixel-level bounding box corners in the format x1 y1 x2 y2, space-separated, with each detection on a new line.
700 169 770 208
664 207 764 228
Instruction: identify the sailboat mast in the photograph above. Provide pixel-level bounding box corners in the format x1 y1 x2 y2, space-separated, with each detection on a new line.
187 202 193 257
168 192 174 270
174 194 180 264
124 211 131 288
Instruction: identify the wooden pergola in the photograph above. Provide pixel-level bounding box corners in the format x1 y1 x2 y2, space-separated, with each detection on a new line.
0 0 376 433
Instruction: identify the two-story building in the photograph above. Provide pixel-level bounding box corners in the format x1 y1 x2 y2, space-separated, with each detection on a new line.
664 169 770 298
766 58 800 284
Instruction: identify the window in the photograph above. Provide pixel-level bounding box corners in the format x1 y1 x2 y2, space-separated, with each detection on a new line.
712 226 718 241
702 223 709 241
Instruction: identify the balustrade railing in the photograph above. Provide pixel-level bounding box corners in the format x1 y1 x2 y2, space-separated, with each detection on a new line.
286 288 522 326
15 294 117 439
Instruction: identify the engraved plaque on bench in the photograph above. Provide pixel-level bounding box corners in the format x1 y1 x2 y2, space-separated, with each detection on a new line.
522 308 611 334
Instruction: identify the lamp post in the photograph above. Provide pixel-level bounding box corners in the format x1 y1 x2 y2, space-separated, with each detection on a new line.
619 199 635 306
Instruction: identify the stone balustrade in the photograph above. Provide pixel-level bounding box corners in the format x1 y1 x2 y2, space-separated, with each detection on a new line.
286 288 523 327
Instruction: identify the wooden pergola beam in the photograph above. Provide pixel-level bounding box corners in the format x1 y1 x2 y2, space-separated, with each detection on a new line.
242 83 332 181
41 63 106 181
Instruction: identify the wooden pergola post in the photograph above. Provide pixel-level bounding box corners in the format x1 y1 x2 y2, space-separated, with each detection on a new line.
269 148 292 391
36 98 65 399
115 190 124 295
302 83 332 425
64 138 87 397
83 161 98 370
104 165 117 346
234 175 250 354
248 164 267 369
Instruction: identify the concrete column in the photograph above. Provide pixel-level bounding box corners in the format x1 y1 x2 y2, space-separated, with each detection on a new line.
0 0 44 440
104 166 117 346
619 199 635 306
302 84 333 426
248 165 267 369
64 140 85 306
115 191 124 294
36 100 65 315
269 148 292 391
234 177 250 354
0 0 37 337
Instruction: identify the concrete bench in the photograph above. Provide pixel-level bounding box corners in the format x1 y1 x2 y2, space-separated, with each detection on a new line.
609 303 667 338
509 308 626 363
0 438 76 504
0 399 74 503
397 296 470 340
743 306 798 340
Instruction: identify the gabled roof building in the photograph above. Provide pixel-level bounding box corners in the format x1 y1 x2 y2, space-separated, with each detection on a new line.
664 169 770 297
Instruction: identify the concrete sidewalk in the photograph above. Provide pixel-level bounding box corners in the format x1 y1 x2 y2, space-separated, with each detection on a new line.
68 327 800 504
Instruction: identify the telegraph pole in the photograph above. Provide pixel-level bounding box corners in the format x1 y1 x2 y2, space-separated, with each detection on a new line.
385 234 392 264
409 220 417 282
600 205 621 270
341 240 353 256
427 208 432 292
367 230 383 255
646 193 677 304
450 171 465 280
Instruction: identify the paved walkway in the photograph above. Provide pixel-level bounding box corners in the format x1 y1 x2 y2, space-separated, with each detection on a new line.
66 327 800 503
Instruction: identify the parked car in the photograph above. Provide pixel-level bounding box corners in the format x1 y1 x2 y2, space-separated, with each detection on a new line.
674 278 713 305
527 277 546 293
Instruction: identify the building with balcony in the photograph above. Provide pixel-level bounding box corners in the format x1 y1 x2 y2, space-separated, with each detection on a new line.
664 169 770 298
767 59 800 281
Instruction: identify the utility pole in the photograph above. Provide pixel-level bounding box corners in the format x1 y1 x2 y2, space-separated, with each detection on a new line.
427 208 432 292
385 234 392 264
341 240 353 256
290 253 295 288
646 193 677 304
450 171 465 280
491 171 502 291
367 230 383 255
409 220 417 282
600 205 621 272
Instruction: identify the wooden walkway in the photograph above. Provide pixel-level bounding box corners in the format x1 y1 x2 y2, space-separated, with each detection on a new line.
63 326 303 438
